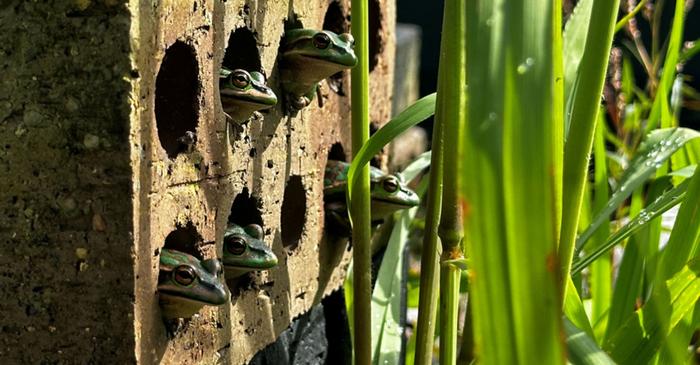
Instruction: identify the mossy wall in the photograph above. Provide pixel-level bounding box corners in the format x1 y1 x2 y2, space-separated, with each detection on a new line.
0 0 395 364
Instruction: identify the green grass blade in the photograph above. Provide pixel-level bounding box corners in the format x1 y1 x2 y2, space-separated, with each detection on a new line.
644 0 686 131
602 179 671 342
606 259 700 363
371 207 418 364
572 178 690 275
562 0 593 136
346 94 436 210
564 277 595 338
463 0 564 363
589 118 611 337
399 151 431 182
559 0 620 287
614 0 649 34
564 317 616 365
656 164 700 281
575 127 700 253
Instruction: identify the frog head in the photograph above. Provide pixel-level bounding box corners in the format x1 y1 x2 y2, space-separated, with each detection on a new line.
222 223 278 279
323 160 420 232
219 68 278 122
368 167 421 219
157 248 229 319
280 29 358 110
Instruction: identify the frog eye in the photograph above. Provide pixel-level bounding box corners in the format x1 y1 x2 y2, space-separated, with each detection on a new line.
173 266 196 286
382 176 399 193
231 70 250 89
226 236 247 255
313 33 331 49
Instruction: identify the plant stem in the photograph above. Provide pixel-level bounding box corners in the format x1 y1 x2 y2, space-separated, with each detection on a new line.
412 110 443 365
439 264 461 364
615 0 649 34
350 0 372 362
457 293 474 364
435 0 467 361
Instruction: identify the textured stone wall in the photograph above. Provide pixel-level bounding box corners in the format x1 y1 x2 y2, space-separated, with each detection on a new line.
1 0 395 364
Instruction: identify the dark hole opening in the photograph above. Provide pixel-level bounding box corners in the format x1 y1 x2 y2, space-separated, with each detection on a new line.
222 27 262 72
328 142 348 162
368 0 383 72
155 41 200 158
323 1 350 95
228 188 264 227
369 122 382 167
281 176 306 250
284 15 304 31
163 222 203 259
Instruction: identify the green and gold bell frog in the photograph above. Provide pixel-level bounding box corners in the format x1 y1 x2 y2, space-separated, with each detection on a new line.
323 160 421 233
280 29 358 111
157 248 229 319
219 67 277 123
222 223 278 279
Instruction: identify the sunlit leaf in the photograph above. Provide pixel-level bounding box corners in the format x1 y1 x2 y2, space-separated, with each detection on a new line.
606 259 700 363
576 128 700 252
572 178 690 275
564 317 616 365
371 207 417 364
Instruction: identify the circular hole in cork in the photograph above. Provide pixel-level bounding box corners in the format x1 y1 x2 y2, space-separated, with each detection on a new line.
328 142 348 162
323 1 350 95
163 222 203 259
222 27 262 72
228 188 264 227
280 175 306 250
368 0 383 72
155 41 200 159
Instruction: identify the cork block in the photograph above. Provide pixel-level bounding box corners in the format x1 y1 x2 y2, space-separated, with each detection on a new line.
0 0 394 363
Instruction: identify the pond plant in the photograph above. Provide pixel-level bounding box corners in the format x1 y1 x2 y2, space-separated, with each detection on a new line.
347 0 700 364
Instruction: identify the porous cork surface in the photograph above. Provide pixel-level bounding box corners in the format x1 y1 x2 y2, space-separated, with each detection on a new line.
1 0 395 364
0 1 135 364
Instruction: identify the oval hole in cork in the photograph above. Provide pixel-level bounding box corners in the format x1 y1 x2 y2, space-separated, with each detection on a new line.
281 175 306 250
222 27 262 72
228 188 264 227
155 41 200 159
368 0 383 72
163 222 203 259
323 1 350 95
328 142 348 162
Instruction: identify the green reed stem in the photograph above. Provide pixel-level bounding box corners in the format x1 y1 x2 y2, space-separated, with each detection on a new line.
439 265 461 364
412 106 443 365
350 0 372 363
436 0 467 362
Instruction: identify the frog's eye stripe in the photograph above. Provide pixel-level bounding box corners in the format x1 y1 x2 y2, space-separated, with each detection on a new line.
312 33 331 49
173 265 196 286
